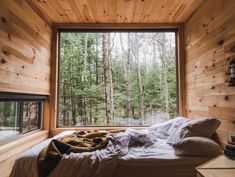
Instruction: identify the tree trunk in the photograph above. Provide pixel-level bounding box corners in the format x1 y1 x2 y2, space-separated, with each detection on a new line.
107 33 115 121
158 33 169 112
132 34 144 119
102 33 114 124
83 33 88 82
88 42 92 125
69 60 76 126
83 33 88 124
119 34 132 118
62 80 67 126
126 33 132 117
95 34 99 85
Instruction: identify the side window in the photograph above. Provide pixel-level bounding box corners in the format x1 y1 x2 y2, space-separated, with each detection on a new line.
0 93 47 145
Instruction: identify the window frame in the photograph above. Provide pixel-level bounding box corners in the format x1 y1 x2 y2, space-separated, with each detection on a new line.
50 23 186 130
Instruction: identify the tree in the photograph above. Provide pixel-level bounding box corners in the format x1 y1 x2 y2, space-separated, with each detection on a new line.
102 33 114 124
119 33 132 118
130 33 144 119
58 32 177 126
157 33 169 112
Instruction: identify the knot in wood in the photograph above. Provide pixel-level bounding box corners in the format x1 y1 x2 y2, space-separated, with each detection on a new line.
217 40 224 45
1 17 6 23
0 58 6 64
224 95 229 101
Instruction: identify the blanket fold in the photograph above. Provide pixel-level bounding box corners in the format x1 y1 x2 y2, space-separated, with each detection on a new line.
37 130 109 177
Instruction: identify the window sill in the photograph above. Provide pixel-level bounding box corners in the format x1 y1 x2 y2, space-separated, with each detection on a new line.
0 130 49 162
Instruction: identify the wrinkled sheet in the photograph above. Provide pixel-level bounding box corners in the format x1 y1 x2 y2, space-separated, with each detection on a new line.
10 118 210 177
113 138 209 177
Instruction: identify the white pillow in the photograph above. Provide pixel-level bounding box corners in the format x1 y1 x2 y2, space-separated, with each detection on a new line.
167 118 221 145
173 137 222 157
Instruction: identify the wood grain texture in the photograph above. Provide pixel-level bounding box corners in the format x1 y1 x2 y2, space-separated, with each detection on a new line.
196 155 235 177
27 0 204 24
0 131 48 177
49 27 59 130
185 0 235 145
0 0 52 95
0 1 52 175
197 169 235 177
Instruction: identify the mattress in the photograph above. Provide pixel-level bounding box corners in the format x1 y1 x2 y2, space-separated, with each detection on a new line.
113 138 209 177
10 131 210 177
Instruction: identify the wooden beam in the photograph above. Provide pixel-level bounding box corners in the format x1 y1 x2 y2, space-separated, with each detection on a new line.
177 24 186 116
54 23 181 30
49 26 59 130
43 100 50 130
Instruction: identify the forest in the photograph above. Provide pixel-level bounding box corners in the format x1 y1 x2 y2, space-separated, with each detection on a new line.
0 101 40 141
58 32 177 126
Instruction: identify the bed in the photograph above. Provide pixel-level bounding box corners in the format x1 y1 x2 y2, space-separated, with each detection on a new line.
10 117 222 177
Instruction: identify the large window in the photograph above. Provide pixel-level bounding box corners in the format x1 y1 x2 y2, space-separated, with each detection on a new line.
0 93 46 144
58 31 178 127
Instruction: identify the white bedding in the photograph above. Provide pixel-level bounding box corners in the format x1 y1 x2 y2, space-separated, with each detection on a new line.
10 118 210 177
113 139 209 177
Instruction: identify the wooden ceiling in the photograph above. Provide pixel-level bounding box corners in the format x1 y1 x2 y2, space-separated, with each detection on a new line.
26 0 204 26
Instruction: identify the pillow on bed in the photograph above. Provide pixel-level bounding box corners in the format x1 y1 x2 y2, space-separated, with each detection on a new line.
185 118 221 137
167 118 221 145
172 137 222 157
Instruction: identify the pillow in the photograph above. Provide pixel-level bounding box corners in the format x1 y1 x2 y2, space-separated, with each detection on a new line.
172 137 222 157
185 118 221 137
167 118 221 145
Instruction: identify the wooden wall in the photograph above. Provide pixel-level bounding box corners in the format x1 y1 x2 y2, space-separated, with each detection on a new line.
0 0 52 176
0 0 52 95
185 0 235 145
0 131 48 177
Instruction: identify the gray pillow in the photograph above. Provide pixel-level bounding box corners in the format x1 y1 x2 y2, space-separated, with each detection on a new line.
167 118 221 145
185 118 221 137
172 137 222 157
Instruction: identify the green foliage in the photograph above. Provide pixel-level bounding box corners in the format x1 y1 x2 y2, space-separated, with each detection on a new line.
58 32 177 126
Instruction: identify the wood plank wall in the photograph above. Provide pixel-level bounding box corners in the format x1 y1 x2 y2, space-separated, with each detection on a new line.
185 0 235 145
0 131 49 177
0 0 52 95
0 0 52 176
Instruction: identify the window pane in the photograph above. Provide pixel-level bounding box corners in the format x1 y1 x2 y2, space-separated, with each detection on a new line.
58 32 177 127
0 100 42 144
0 102 20 142
22 101 40 133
